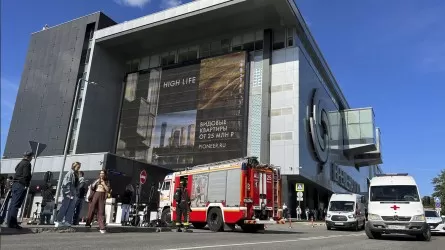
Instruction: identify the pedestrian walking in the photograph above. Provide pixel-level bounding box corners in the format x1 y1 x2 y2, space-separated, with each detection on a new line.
296 205 302 220
72 171 86 225
305 207 310 221
55 162 81 227
6 151 34 229
121 184 133 226
85 170 110 234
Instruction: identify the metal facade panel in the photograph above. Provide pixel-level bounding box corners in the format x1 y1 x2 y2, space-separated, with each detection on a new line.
3 13 108 158
207 170 227 203
225 169 241 206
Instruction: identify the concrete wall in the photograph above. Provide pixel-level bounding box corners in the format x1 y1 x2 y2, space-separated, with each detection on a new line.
3 13 103 158
0 153 106 178
3 13 116 159
74 44 127 154
269 47 300 175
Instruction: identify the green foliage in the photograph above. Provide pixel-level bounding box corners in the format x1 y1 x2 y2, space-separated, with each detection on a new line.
422 196 433 208
431 169 445 216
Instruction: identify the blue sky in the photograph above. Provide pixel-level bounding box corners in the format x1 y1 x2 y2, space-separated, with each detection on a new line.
1 0 444 195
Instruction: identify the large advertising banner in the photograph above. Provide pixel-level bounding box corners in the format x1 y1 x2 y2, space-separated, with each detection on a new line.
153 51 247 167
117 51 248 169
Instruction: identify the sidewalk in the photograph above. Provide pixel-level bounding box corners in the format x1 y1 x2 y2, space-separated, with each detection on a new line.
286 218 326 226
0 224 171 235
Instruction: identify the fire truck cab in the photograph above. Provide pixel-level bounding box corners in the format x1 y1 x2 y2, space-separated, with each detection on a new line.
158 157 284 233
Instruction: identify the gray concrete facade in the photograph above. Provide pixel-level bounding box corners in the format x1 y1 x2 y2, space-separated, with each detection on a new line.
3 12 116 158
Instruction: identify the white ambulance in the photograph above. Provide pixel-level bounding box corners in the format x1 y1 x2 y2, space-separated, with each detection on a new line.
326 193 366 231
365 173 431 241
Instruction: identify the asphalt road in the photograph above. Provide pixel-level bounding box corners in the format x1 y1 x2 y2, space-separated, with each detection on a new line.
1 224 444 250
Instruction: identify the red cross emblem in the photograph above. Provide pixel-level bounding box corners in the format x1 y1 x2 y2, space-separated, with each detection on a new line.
390 205 400 210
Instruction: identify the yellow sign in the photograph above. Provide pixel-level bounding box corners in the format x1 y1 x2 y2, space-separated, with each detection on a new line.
295 183 304 192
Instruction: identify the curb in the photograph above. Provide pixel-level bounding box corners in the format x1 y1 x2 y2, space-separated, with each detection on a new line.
0 226 171 235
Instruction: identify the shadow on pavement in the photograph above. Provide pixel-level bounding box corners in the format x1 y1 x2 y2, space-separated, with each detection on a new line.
378 234 425 242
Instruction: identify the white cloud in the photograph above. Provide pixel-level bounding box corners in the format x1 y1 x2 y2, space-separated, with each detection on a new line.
160 0 183 9
115 0 151 8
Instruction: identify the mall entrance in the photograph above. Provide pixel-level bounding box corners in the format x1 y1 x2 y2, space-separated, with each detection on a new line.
282 175 333 219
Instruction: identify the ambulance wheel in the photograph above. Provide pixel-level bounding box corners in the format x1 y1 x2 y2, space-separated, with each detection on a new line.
416 227 431 242
192 222 206 229
365 223 381 239
207 208 224 232
161 208 172 224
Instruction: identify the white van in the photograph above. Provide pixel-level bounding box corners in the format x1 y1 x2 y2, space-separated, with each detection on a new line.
365 173 431 241
326 193 366 231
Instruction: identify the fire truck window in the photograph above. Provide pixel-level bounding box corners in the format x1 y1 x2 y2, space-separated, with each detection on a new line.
163 182 171 190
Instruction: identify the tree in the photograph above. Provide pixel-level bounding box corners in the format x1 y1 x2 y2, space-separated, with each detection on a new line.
431 169 445 216
422 196 433 208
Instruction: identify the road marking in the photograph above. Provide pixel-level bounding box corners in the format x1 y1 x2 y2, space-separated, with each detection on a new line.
161 233 365 250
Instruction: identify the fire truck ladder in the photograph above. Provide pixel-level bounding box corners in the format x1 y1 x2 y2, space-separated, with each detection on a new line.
186 157 247 171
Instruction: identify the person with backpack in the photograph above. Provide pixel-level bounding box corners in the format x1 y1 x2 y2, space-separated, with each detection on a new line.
55 162 81 227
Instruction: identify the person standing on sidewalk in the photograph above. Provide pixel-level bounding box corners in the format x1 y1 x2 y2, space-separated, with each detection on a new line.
85 170 110 234
72 171 86 225
55 162 81 227
6 151 34 229
120 184 133 226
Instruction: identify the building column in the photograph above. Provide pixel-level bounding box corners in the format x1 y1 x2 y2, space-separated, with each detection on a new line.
260 29 272 163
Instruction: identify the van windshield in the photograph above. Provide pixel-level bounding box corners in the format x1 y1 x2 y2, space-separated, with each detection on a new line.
425 210 439 217
329 201 355 212
370 185 420 202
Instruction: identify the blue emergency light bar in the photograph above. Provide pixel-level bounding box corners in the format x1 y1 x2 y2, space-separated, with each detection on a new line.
376 173 409 177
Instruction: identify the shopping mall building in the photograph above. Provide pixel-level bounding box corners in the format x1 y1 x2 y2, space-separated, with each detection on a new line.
1 0 383 216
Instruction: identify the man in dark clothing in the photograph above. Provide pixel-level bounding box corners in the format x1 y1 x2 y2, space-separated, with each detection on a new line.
174 180 191 232
72 171 86 225
7 151 34 229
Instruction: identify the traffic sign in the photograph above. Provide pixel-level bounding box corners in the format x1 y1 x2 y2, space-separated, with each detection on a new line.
29 141 47 157
295 183 304 192
435 197 441 203
140 170 147 185
436 202 441 208
297 197 303 201
297 191 303 198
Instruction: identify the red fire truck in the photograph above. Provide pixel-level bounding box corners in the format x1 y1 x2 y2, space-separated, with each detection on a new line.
158 157 284 232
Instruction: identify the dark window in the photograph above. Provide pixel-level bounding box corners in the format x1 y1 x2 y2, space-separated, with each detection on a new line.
273 28 285 50
370 185 420 202
161 55 175 66
244 42 254 52
425 210 438 217
254 40 263 50
329 201 355 212
163 181 171 191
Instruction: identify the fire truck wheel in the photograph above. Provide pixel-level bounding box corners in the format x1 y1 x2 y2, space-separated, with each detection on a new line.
161 208 172 224
192 222 206 229
207 208 224 232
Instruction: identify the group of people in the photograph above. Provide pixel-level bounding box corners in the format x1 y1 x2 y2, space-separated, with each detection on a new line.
1 151 112 234
54 162 111 233
282 204 327 221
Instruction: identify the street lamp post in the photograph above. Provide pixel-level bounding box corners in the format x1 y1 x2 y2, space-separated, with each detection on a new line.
52 78 97 222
